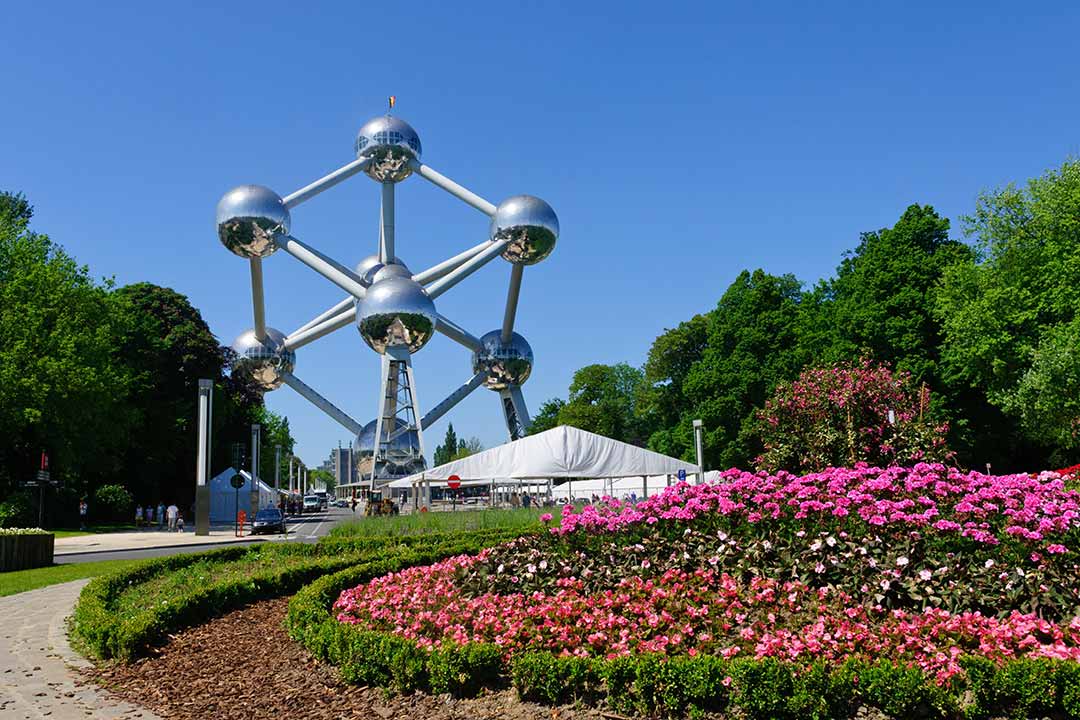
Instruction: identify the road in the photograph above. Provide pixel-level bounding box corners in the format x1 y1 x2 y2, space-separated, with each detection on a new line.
54 506 358 564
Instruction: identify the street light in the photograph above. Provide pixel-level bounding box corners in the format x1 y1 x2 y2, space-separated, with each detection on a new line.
692 419 705 484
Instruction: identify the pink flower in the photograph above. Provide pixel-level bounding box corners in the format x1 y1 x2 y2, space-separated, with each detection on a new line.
540 513 553 523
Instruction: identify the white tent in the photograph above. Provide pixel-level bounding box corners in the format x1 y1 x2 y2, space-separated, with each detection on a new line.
390 425 701 492
207 467 277 522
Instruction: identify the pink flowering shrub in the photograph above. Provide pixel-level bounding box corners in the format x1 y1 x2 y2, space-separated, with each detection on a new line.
334 463 1080 688
753 360 953 473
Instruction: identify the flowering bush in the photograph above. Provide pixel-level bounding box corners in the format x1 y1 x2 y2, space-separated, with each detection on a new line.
753 361 953 473
333 463 1080 698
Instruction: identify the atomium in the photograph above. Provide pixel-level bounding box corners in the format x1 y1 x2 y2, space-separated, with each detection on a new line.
218 108 558 492
473 330 533 390
231 327 295 390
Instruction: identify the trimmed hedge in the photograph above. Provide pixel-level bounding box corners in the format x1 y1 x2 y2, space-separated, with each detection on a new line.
72 527 534 661
286 554 1080 718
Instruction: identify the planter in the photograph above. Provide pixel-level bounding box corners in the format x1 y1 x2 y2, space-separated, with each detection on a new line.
0 533 54 572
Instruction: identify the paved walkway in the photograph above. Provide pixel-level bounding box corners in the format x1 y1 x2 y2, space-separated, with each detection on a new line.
54 528 265 556
0 579 159 719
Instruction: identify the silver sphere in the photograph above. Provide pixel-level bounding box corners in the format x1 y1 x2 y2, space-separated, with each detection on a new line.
356 418 423 458
355 254 383 285
491 195 559 265
473 330 534 390
355 115 422 183
231 327 295 391
355 255 411 287
356 276 436 354
216 185 290 259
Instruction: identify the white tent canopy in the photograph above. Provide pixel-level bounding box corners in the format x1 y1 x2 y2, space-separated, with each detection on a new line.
207 467 276 522
389 425 700 489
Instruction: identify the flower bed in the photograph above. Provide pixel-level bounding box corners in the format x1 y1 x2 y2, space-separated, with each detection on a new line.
0 527 53 571
330 463 1080 714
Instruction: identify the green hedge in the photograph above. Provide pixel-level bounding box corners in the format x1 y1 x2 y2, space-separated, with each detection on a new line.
72 527 533 662
286 552 1080 718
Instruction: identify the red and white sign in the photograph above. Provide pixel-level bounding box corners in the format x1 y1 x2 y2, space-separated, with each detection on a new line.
447 474 461 490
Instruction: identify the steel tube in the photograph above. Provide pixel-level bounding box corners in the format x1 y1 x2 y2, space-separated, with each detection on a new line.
250 258 267 341
435 314 484 352
284 306 355 350
196 380 212 486
276 235 367 299
413 239 495 285
280 372 365 436
291 296 354 336
419 372 488 430
425 239 508 299
501 263 524 343
410 160 497 216
282 157 372 209
380 182 395 263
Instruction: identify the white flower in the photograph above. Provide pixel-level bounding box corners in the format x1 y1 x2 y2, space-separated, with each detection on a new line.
1016 567 1025 577
796 530 806 538
497 564 505 574
717 531 728 541
527 563 537 574
826 536 837 547
919 569 932 582
810 539 823 552
814 562 825 573
985 559 995 569
762 540 772 551
538 560 548 571
880 579 891 591
896 556 909 567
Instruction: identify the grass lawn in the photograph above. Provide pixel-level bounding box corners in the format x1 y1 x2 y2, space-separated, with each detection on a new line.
0 558 142 597
328 507 546 538
52 524 136 539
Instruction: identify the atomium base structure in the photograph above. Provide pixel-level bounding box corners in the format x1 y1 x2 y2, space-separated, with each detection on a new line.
216 113 558 495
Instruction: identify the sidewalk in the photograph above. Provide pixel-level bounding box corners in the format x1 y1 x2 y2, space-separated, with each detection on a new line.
0 578 162 719
54 527 266 555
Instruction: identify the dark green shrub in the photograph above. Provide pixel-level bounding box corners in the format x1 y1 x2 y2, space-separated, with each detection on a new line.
0 491 34 527
511 652 601 705
728 656 795 720
92 484 133 522
428 643 503 697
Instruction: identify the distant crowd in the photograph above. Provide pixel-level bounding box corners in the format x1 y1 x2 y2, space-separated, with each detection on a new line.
134 502 184 531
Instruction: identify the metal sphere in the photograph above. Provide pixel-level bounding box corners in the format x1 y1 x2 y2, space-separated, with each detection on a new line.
473 330 534 390
356 418 423 459
491 195 559 265
231 327 295 391
355 256 411 287
216 185 290 259
355 115 422 183
356 276 436 354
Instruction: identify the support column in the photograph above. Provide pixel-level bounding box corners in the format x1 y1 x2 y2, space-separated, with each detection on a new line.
195 379 213 536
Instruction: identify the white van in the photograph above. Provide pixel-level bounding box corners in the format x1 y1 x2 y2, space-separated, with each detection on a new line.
303 495 320 511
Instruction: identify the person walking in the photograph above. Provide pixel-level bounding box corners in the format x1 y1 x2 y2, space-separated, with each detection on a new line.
146 504 154 526
166 502 179 532
157 501 165 530
135 504 144 529
79 499 88 530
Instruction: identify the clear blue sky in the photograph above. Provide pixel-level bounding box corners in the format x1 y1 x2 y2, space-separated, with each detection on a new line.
2 1 1078 469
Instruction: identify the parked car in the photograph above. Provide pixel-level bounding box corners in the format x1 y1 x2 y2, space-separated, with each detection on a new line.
251 508 285 535
334 498 349 508
303 495 321 512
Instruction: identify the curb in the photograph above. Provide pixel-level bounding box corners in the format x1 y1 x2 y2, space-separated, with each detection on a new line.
53 537 268 557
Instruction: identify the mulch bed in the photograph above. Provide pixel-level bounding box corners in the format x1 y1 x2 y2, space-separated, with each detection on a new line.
82 597 602 720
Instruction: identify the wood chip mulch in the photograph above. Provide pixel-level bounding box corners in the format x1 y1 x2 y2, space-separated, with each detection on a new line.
82 597 603 720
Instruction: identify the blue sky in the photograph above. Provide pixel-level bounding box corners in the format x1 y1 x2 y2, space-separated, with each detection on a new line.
3 1 1079 469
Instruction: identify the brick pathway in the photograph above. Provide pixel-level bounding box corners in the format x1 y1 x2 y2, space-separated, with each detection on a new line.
0 579 160 719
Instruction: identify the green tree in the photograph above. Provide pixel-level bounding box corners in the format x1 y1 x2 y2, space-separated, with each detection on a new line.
654 269 806 469
255 407 295 486
556 363 650 444
433 423 461 466
937 159 1080 466
0 192 129 500
527 398 565 435
451 437 483 461
308 468 335 493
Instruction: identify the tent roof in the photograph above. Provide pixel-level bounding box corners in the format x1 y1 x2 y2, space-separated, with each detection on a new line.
208 467 275 494
392 425 699 485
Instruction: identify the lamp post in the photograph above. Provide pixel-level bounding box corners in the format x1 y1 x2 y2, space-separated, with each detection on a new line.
250 424 262 518
692 419 705 484
194 379 213 535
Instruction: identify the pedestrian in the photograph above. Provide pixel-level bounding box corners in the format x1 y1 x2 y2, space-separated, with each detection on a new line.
522 493 531 509
146 504 154 526
157 501 165 530
135 504 143 529
166 502 179 531
79 499 88 530
176 513 185 532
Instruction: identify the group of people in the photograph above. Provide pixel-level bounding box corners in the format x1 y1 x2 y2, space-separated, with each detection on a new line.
135 501 182 531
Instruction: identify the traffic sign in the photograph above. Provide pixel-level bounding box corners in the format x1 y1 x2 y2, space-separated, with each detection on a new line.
677 469 686 482
447 474 461 490
230 473 245 489
37 470 50 483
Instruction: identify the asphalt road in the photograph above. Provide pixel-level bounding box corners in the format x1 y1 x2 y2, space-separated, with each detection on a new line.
54 506 358 564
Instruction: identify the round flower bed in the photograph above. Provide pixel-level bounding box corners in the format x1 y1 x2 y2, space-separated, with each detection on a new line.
333 463 1080 687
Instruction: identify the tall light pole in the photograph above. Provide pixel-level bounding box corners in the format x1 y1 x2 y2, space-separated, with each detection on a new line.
195 380 213 536
692 419 705 484
274 444 281 492
250 424 262 516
